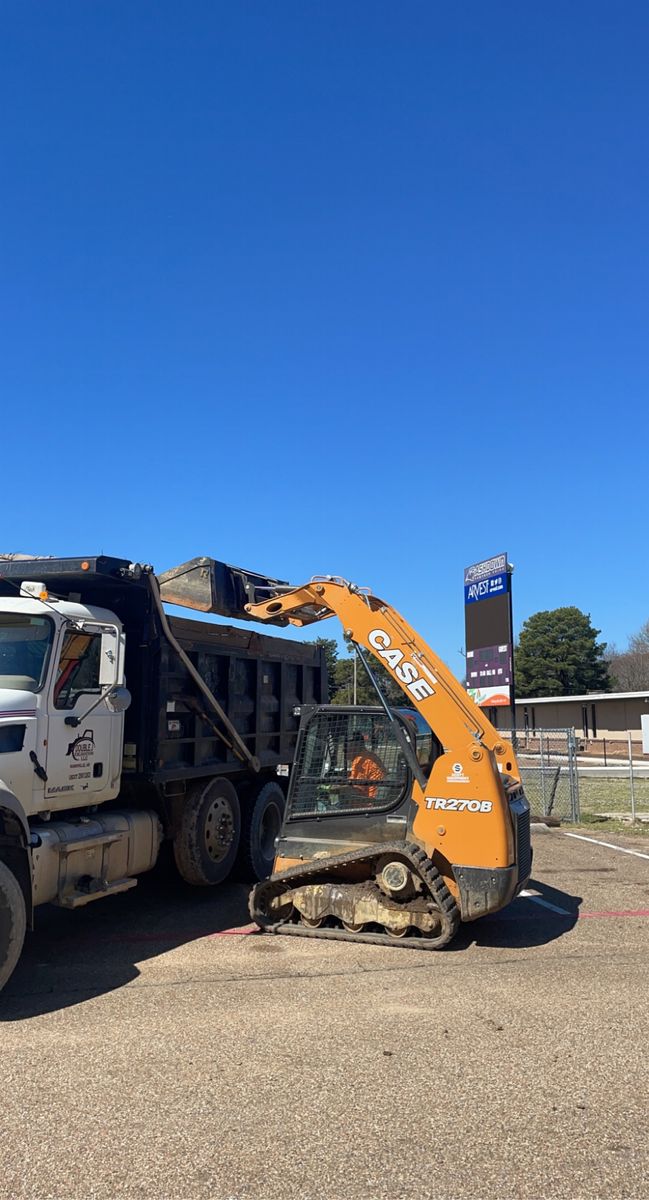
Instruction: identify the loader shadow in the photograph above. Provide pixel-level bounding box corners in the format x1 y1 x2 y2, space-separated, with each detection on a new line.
1 873 583 1018
0 856 255 1021
449 878 582 951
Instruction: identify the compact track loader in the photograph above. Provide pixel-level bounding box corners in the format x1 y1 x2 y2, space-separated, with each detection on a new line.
245 575 531 951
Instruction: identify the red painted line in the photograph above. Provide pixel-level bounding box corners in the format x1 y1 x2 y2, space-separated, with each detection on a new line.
207 926 259 938
492 907 648 923
60 926 260 946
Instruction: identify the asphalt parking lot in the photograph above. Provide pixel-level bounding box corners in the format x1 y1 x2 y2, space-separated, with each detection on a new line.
1 830 648 1200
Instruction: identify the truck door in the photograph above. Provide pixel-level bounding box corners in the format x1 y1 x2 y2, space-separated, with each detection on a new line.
44 625 124 804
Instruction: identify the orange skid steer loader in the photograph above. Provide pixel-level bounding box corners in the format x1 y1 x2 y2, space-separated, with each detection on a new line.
164 560 531 951
247 574 530 950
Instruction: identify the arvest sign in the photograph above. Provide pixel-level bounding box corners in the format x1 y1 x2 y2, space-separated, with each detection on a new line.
464 571 509 605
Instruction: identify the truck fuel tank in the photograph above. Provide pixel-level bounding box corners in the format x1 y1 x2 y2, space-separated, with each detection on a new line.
31 811 162 908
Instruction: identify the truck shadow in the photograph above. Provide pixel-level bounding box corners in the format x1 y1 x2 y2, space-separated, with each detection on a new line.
450 878 582 951
2 875 583 1018
0 863 255 1021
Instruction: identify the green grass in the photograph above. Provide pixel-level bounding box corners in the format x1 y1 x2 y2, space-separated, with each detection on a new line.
577 775 649 816
563 815 649 838
519 766 649 823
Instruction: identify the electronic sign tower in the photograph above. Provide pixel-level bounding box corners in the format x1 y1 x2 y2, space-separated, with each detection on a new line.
464 552 515 728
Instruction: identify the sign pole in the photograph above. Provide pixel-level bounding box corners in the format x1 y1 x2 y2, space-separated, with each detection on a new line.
507 561 517 749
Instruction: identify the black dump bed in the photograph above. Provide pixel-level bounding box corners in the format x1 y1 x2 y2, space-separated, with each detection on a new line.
0 555 327 784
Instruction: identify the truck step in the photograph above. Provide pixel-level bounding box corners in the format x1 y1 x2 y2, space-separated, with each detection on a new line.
57 877 138 908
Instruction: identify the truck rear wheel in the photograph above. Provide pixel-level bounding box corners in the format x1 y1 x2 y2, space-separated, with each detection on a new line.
173 778 241 886
0 859 27 991
239 781 286 881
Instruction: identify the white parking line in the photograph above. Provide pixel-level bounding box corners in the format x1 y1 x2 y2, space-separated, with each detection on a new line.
519 889 571 915
562 832 649 861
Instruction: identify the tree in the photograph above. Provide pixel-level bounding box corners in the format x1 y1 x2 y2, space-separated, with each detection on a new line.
629 618 649 655
314 637 340 702
330 638 409 708
606 619 649 691
515 607 611 697
313 636 405 706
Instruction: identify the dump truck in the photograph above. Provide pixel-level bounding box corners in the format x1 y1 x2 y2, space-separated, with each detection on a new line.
0 555 326 989
244 574 532 950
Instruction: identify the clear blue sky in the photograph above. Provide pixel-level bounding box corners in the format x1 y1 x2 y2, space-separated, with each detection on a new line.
2 2 647 674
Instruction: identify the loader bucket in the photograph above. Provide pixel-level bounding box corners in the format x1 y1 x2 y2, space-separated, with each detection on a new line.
158 557 291 625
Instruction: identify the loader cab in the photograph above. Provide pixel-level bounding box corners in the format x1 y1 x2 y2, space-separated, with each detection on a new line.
276 705 442 862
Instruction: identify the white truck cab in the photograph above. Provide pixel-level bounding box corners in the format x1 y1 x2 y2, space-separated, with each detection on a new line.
0 586 129 818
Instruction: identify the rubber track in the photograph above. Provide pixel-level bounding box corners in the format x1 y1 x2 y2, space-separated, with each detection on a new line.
249 842 460 951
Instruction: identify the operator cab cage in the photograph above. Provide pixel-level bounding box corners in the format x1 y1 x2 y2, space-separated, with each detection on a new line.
286 705 442 821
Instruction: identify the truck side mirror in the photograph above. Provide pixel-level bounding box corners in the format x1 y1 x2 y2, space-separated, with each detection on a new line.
65 684 132 727
106 686 131 714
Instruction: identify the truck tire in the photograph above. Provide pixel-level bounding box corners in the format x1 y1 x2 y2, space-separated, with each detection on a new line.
239 781 286 882
173 778 241 886
0 859 27 992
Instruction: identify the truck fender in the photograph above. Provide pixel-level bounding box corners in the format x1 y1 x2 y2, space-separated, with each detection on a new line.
0 781 33 927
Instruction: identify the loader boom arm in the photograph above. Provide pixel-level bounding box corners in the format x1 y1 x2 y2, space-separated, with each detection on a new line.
244 577 520 787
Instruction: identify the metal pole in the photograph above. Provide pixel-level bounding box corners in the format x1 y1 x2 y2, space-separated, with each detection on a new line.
628 730 636 822
540 731 547 816
353 652 357 705
507 564 517 750
569 728 580 822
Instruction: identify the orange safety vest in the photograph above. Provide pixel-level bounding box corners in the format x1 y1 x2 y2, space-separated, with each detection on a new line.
350 750 385 799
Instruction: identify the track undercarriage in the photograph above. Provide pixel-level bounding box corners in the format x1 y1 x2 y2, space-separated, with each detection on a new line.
249 842 460 950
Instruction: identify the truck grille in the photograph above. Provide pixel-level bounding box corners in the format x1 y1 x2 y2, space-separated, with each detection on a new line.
516 806 532 884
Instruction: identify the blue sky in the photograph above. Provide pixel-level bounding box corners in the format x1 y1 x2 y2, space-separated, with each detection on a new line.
2 2 647 675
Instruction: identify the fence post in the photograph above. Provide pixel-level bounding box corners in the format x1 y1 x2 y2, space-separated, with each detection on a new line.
568 728 579 822
603 737 607 767
628 731 636 823
539 732 547 816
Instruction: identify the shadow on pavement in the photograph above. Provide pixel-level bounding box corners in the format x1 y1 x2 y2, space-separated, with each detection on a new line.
0 861 254 1022
451 877 582 951
2 870 584 1019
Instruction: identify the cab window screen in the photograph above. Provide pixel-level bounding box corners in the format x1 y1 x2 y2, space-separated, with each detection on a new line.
288 710 408 819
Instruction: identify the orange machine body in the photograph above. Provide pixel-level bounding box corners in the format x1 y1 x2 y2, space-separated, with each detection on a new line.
246 578 529 917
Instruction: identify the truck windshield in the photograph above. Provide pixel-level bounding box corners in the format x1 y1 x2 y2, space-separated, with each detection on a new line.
0 614 53 692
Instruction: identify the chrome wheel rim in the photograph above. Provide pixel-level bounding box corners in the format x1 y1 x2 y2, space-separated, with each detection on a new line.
204 795 235 863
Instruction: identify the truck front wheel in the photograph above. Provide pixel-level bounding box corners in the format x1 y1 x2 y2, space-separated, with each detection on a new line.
173 778 241 886
0 859 27 991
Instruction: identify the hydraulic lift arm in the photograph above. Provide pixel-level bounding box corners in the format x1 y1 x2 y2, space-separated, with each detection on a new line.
243 576 521 790
156 559 521 844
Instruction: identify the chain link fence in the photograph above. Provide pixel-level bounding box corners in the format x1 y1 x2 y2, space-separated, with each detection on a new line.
502 729 649 822
501 729 579 822
570 735 649 820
